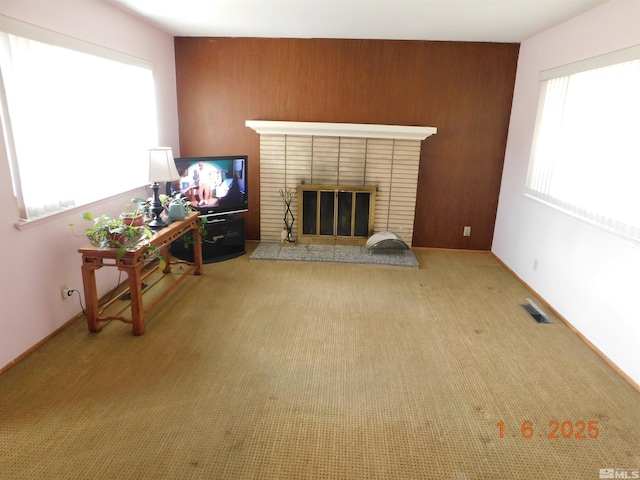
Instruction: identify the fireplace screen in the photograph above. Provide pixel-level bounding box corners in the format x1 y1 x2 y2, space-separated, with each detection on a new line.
298 185 376 245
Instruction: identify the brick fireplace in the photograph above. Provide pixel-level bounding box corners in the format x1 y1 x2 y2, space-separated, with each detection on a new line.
246 121 437 246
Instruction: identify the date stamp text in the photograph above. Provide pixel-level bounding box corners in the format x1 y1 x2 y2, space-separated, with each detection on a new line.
497 420 599 439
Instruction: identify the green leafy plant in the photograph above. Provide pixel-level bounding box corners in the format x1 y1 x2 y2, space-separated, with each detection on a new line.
130 197 150 213
70 198 215 267
119 202 145 226
73 212 153 260
180 216 218 248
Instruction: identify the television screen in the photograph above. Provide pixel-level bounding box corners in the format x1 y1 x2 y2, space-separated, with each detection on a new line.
168 155 248 216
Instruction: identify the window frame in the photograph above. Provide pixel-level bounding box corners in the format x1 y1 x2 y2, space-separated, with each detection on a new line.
0 15 158 227
525 44 640 244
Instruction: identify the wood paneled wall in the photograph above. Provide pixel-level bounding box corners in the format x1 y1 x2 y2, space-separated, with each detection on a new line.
174 37 519 249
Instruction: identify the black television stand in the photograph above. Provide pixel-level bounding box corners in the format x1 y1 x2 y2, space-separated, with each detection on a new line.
170 213 246 264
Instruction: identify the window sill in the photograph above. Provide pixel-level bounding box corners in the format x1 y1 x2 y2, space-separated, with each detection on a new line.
12 187 148 231
523 193 640 246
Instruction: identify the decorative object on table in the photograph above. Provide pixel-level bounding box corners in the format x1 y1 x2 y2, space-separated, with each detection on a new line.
77 212 153 259
148 147 181 229
279 187 296 243
142 192 216 249
131 192 192 222
130 197 151 222
119 203 145 226
163 193 193 221
167 200 186 221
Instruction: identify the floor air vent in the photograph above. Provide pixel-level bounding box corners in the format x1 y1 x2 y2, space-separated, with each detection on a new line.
521 299 552 324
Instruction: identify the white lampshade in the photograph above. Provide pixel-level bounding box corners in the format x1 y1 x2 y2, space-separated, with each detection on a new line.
148 147 180 182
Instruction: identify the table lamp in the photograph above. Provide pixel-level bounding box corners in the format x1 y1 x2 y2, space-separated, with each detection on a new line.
148 147 180 229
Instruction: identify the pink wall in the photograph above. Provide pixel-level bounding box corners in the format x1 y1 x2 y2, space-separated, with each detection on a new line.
0 0 179 370
493 0 640 384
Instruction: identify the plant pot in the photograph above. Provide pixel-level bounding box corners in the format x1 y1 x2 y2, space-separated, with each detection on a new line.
121 215 144 227
106 232 127 246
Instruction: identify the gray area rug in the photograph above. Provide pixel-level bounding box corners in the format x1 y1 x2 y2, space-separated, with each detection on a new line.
250 242 419 268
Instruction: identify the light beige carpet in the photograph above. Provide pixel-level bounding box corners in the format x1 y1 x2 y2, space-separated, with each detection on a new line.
1 245 638 479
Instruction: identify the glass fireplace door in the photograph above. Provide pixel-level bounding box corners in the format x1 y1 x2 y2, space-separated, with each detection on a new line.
298 185 376 245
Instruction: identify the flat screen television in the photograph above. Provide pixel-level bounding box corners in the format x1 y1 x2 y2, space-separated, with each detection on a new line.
167 155 248 217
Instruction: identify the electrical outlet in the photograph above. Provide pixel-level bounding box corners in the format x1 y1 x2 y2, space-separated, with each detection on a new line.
463 226 471 237
60 284 71 300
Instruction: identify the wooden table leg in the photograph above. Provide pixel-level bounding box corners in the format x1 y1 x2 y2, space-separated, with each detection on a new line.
192 222 203 275
125 265 146 336
81 263 101 332
161 244 171 273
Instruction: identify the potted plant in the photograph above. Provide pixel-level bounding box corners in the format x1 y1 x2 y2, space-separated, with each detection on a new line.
78 212 154 259
119 203 145 226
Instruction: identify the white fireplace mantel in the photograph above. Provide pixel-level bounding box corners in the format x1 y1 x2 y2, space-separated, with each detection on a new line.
246 120 437 141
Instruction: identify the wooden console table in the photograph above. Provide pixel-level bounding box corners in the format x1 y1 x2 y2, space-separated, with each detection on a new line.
78 212 203 335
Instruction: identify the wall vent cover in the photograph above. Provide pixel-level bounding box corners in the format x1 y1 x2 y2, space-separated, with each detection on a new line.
521 299 552 324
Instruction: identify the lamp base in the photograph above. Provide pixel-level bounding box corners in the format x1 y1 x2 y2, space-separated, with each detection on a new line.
148 182 169 230
147 217 169 230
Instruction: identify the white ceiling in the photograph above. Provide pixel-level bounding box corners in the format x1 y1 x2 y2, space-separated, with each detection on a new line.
105 0 610 43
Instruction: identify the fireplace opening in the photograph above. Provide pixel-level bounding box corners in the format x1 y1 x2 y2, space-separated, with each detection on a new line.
298 185 376 245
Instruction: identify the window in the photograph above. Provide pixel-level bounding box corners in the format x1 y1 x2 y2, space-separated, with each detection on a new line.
0 17 158 221
526 45 640 242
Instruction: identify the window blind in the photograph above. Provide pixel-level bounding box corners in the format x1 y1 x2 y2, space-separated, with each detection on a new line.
526 48 640 242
